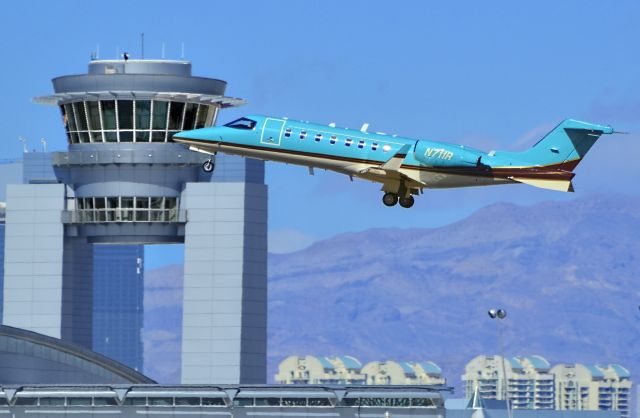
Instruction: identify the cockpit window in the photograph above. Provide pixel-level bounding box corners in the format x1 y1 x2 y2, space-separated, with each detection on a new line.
224 117 257 130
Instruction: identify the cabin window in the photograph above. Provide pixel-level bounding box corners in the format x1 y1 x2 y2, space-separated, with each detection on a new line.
330 135 337 144
372 142 379 151
345 138 352 147
284 128 292 138
224 117 256 130
300 131 307 140
315 133 322 142
358 140 365 149
382 144 392 152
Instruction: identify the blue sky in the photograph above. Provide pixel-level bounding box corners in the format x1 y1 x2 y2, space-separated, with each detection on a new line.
1 1 639 258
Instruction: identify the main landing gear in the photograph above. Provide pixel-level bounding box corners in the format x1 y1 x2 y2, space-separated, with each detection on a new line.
382 192 414 208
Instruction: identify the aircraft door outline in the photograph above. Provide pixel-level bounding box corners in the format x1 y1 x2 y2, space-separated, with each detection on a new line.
260 118 286 146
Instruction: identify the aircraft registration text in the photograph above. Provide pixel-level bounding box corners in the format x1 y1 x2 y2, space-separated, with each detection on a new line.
425 148 454 160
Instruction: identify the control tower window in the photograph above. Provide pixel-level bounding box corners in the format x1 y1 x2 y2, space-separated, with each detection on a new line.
183 103 198 130
101 100 118 142
87 101 103 142
72 102 90 143
135 100 151 142
75 196 181 223
195 104 212 129
168 101 185 130
62 104 78 143
224 118 257 130
118 100 134 142
151 100 168 142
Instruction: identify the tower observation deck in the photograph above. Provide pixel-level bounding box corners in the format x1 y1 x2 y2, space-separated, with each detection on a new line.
3 59 268 384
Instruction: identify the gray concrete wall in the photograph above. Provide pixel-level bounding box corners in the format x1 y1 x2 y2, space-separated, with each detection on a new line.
3 184 94 348
180 182 267 384
3 184 66 338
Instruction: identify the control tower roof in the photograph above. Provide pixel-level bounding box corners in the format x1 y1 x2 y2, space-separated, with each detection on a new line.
88 59 192 76
33 59 245 108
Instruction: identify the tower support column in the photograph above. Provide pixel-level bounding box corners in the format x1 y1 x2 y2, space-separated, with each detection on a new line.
3 184 93 348
181 182 267 384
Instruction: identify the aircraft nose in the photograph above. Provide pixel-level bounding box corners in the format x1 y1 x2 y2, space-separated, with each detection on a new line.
173 127 223 143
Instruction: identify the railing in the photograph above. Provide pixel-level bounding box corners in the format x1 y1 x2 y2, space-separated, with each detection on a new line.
62 209 187 224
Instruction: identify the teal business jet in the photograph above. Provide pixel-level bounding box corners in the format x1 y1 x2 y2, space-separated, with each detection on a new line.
173 116 615 208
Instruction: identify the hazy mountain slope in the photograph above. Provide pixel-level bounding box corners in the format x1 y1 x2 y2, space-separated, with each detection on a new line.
143 194 640 395
268 195 640 390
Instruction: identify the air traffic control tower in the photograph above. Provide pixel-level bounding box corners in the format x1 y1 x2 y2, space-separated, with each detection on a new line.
2 59 267 384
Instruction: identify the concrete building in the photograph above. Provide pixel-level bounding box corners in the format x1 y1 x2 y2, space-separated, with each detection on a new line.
2 58 267 384
462 355 555 410
0 155 145 372
551 364 631 418
275 356 445 386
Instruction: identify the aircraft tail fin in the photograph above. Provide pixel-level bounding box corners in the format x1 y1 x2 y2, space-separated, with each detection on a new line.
515 119 614 171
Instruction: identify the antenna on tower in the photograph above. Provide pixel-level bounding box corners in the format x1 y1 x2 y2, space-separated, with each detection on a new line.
162 42 165 59
96 44 100 59
18 136 28 154
40 138 47 153
181 42 185 59
141 33 145 59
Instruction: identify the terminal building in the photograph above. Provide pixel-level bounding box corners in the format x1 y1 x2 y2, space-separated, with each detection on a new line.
275 356 445 386
0 384 447 418
2 58 268 384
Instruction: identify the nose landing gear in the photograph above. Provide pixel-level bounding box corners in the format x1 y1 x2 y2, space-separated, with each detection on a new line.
202 159 214 172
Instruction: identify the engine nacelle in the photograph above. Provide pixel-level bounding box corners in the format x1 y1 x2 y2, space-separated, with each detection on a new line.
413 140 482 167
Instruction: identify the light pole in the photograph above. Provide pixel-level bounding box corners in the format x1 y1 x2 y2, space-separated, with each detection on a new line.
488 308 512 418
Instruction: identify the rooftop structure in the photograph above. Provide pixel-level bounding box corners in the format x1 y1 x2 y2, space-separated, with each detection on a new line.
275 356 445 386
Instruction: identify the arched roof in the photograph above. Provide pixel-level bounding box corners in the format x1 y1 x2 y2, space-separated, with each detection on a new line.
526 355 550 370
339 356 362 370
609 364 630 378
0 325 155 384
420 361 442 375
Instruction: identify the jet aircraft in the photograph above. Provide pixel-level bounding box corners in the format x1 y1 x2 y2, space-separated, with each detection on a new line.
173 116 614 208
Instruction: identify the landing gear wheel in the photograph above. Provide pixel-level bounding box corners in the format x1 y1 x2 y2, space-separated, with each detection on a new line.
382 192 399 207
399 195 415 208
202 159 214 172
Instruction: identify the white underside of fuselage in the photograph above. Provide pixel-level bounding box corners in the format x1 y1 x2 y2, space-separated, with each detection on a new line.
182 140 512 190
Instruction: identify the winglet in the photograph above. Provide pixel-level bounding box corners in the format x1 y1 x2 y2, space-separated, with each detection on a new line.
380 144 411 171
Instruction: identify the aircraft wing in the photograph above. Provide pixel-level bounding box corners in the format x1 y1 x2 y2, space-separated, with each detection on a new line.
343 143 426 189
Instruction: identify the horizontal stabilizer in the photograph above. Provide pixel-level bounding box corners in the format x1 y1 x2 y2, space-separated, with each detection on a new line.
510 177 574 193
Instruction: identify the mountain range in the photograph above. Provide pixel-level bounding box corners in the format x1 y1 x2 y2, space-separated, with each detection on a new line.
144 194 640 400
